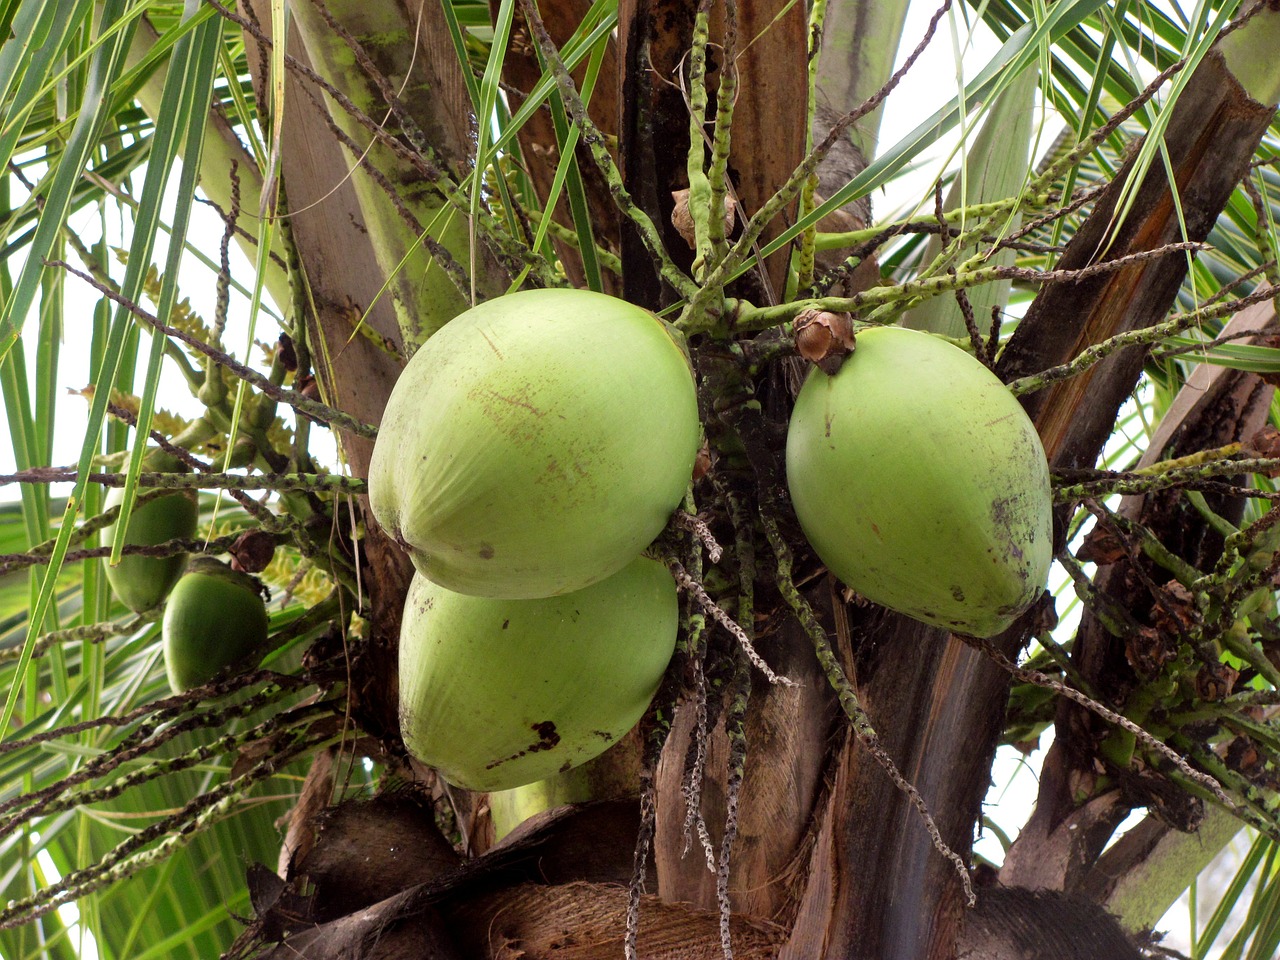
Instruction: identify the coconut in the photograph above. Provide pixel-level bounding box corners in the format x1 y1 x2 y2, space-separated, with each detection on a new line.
369 289 700 599
103 449 198 614
162 558 270 693
398 556 677 791
785 325 1052 637
103 485 199 613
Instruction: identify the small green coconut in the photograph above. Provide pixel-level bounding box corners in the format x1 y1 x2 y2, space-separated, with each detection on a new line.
103 452 199 614
163 558 270 693
398 556 678 791
369 289 700 599
786 325 1052 637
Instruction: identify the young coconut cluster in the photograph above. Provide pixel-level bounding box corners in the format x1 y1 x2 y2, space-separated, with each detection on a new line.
370 289 700 791
785 325 1053 638
103 449 272 694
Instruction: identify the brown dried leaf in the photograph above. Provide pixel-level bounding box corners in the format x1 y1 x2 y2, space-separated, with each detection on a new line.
692 443 712 482
1193 661 1239 701
1225 735 1279 788
230 529 278 573
1077 523 1127 565
278 748 334 878
1151 580 1198 637
794 309 855 375
1124 625 1177 679
1242 425 1280 471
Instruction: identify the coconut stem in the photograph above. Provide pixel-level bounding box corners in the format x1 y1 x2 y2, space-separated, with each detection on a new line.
791 0 828 295
669 561 794 687
675 0 956 336
685 0 715 281
1053 455 1280 502
0 698 336 835
717 489 759 959
676 493 716 869
726 239 1219 332
963 632 1232 810
0 618 145 665
706 0 738 268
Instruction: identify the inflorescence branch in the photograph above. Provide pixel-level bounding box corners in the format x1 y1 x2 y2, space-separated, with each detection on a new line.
47 259 378 439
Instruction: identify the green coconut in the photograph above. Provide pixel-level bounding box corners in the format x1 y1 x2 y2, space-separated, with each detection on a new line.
786 325 1052 637
103 449 200 614
398 556 678 791
103 485 199 613
369 288 700 599
163 558 270 693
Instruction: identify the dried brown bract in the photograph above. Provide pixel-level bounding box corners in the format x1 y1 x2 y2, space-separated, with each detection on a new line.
793 309 855 375
669 188 736 249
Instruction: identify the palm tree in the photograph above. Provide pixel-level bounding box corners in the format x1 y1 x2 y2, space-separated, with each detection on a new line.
3 0 1280 957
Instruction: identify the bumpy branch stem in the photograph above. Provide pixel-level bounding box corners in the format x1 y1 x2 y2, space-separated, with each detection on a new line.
0 700 338 835
669 560 795 686
1011 284 1280 397
961 635 1231 807
0 671 308 757
1 488 185 563
99 400 355 591
102 399 285 534
685 0 715 279
0 468 367 496
1055 456 1280 502
677 0 954 332
0 619 143 664
719 650 752 960
760 513 975 907
706 0 738 266
0 719 330 930
677 495 716 870
716 489 759 960
1166 733 1280 843
674 510 723 563
729 241 1215 331
0 531 249 575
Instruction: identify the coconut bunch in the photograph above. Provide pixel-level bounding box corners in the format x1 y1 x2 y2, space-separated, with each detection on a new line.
373 290 1055 790
369 289 700 790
